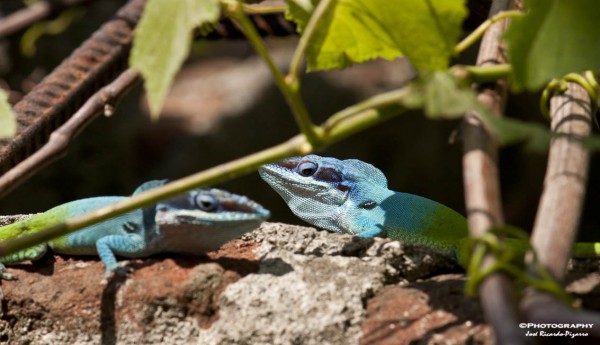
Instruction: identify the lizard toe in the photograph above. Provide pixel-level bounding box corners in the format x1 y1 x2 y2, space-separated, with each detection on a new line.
1 271 16 281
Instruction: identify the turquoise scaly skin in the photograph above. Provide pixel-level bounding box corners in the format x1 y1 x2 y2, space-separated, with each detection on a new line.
259 155 600 266
0 180 270 278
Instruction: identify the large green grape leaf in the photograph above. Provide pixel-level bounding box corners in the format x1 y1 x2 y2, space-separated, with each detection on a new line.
130 0 220 117
0 90 16 138
285 0 467 71
505 0 600 91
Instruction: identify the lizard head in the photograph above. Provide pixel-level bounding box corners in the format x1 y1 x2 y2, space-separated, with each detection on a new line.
259 155 390 234
152 188 270 253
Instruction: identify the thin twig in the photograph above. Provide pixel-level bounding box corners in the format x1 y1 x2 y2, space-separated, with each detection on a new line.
0 0 93 38
287 0 336 82
454 10 521 55
224 1 321 147
0 0 146 175
242 2 287 15
0 69 139 199
461 0 527 344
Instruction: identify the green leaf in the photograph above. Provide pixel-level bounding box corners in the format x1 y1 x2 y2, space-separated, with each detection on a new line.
285 0 318 32
422 72 478 118
406 71 553 151
130 0 220 117
286 0 467 71
482 114 551 152
404 71 476 119
505 0 600 91
0 90 16 138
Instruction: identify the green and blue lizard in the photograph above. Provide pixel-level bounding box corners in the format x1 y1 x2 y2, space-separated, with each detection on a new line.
259 155 600 266
0 180 270 279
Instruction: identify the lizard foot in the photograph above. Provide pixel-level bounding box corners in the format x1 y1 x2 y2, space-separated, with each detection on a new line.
0 269 16 281
100 263 132 285
0 268 17 301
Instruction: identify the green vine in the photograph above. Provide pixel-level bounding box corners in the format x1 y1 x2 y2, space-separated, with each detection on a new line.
465 226 572 304
454 10 522 55
223 1 322 147
540 72 600 119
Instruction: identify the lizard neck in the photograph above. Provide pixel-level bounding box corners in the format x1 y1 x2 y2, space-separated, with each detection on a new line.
375 190 468 255
342 183 467 256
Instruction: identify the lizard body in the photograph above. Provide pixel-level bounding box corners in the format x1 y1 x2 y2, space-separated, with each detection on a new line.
0 180 269 277
259 155 599 265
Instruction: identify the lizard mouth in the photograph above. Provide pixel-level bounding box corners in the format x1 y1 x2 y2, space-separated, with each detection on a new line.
259 161 337 203
209 189 271 220
259 156 301 176
259 162 310 189
156 205 270 226
155 188 270 225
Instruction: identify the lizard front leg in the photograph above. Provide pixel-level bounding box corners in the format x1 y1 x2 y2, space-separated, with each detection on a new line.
95 234 145 274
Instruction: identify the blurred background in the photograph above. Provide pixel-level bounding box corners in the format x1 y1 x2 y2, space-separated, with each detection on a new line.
0 0 598 241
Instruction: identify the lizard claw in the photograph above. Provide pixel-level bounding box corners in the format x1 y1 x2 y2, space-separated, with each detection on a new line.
0 269 16 281
100 262 132 285
0 267 17 301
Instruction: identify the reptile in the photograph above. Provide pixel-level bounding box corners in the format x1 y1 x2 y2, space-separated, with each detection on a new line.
0 180 270 279
259 155 600 266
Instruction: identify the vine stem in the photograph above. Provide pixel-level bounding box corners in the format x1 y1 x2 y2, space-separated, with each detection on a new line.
0 60 511 256
323 88 410 130
460 0 526 344
0 85 410 257
223 0 321 147
452 64 512 84
287 0 337 82
241 3 287 14
454 10 521 55
0 137 302 257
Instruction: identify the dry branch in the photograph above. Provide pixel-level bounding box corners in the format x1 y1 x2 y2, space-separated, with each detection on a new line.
0 69 139 199
461 0 527 344
521 83 600 337
529 82 592 281
0 0 146 176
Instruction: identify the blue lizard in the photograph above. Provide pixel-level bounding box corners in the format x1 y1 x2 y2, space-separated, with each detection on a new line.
0 180 270 279
259 155 600 265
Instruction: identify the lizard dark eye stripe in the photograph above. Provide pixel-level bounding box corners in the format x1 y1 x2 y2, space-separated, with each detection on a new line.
337 184 351 192
275 160 301 170
315 167 342 183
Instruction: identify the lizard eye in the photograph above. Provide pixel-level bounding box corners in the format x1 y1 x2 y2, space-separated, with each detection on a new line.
296 161 318 177
195 194 219 212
